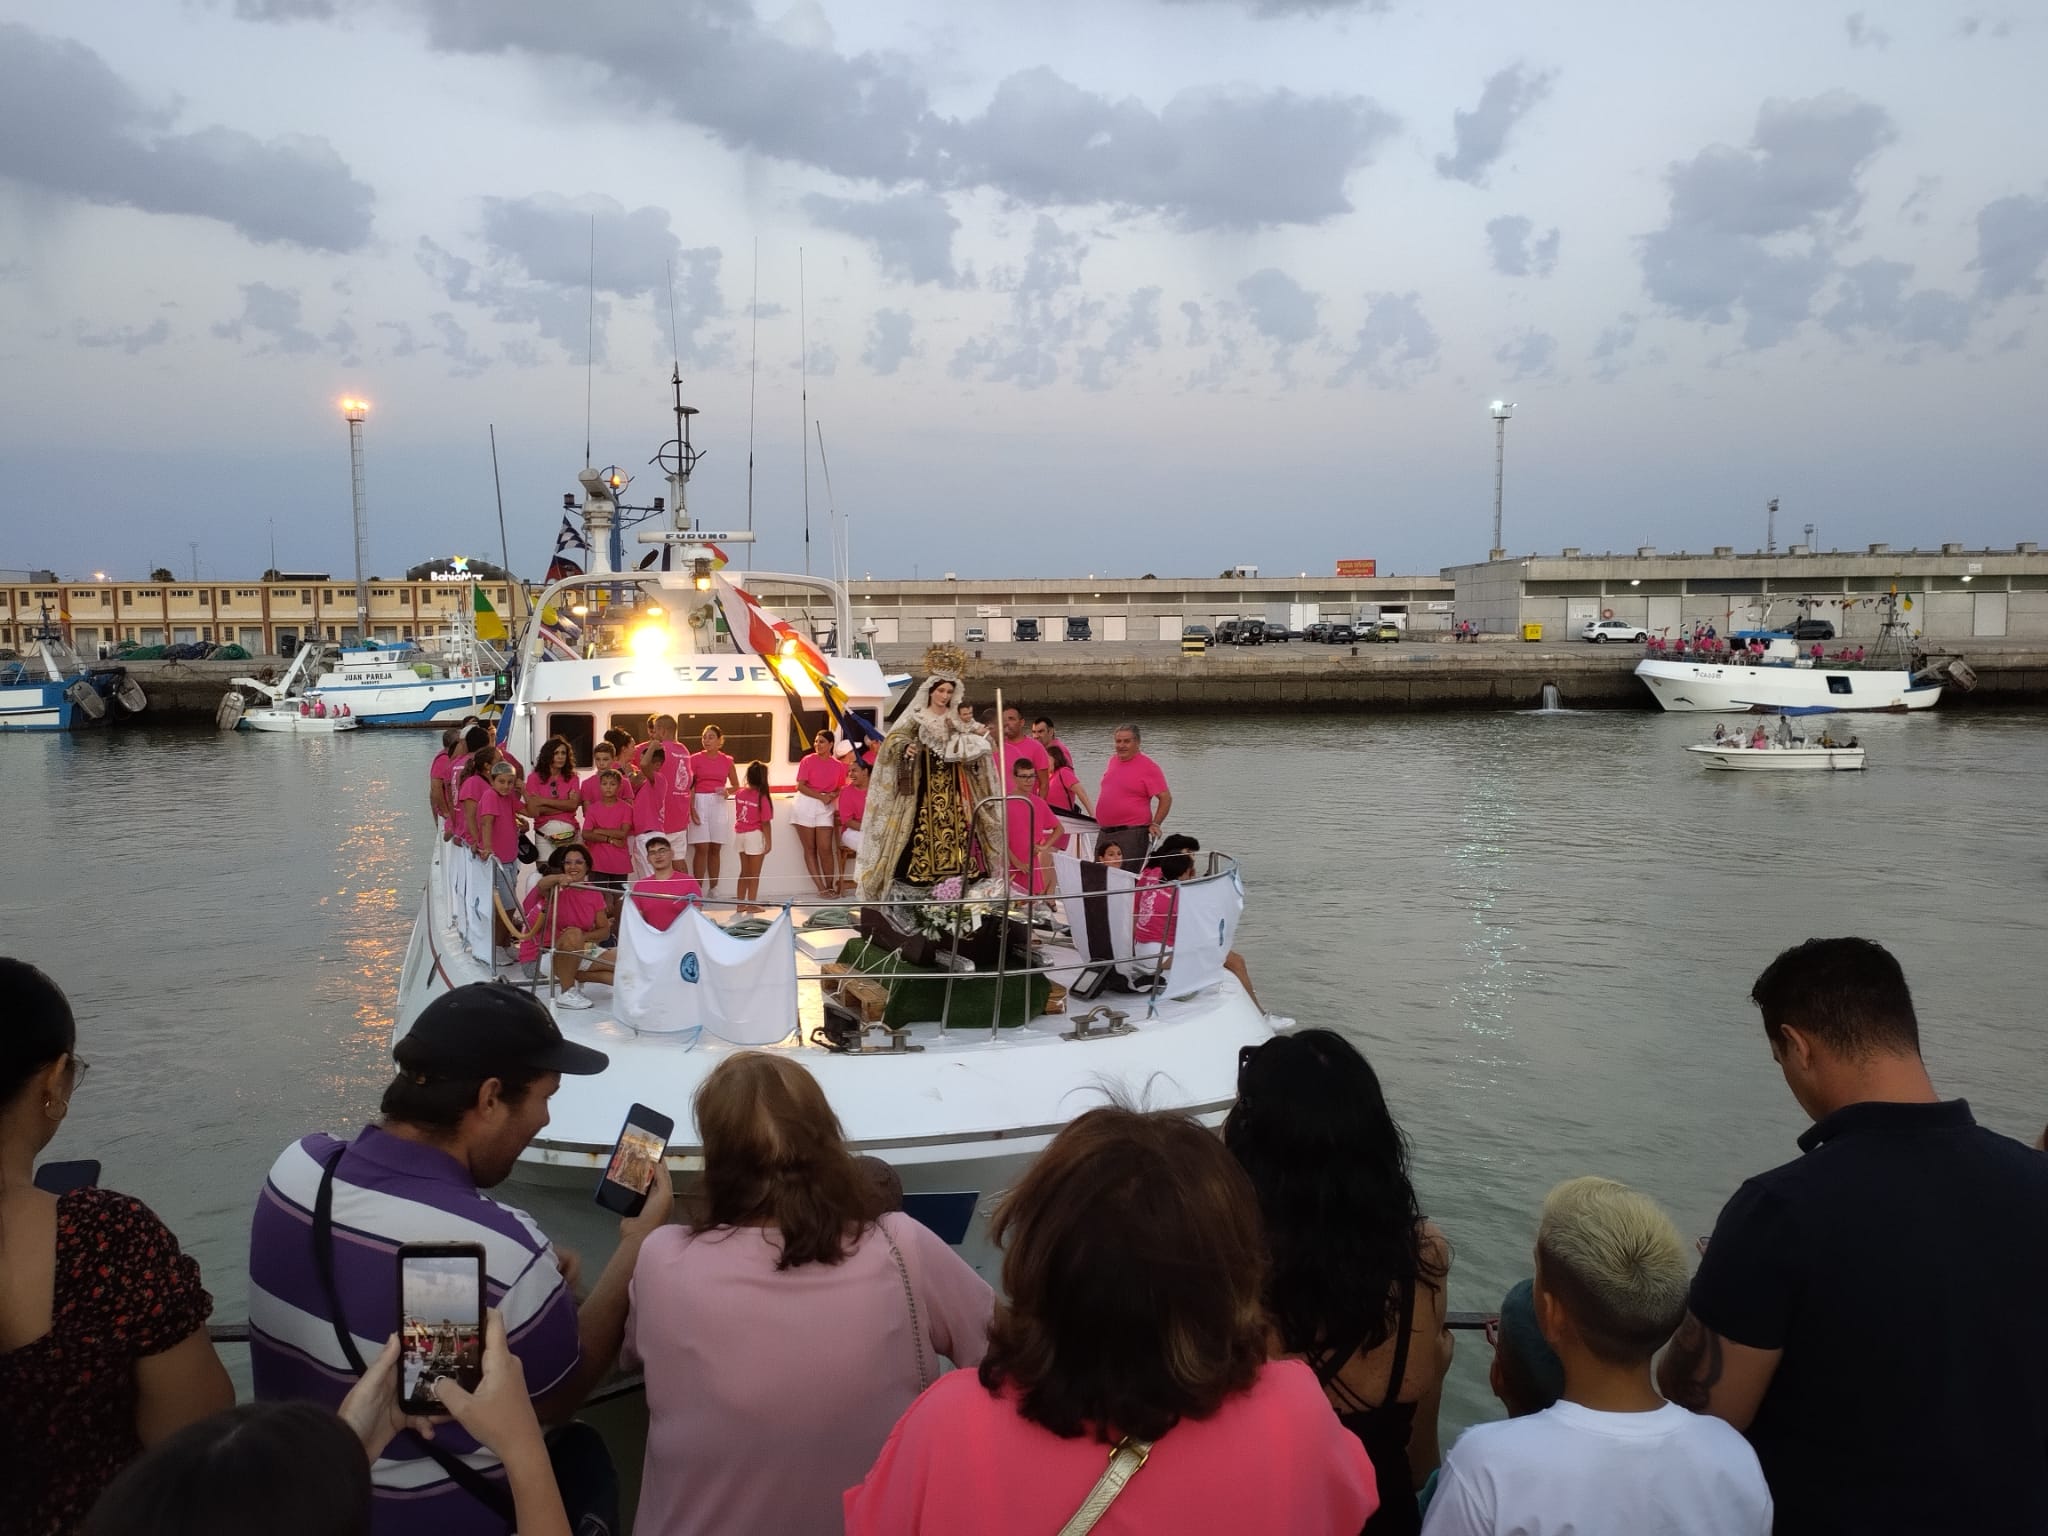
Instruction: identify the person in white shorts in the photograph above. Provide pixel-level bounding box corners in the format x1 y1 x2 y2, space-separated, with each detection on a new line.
791 728 847 898
685 724 738 898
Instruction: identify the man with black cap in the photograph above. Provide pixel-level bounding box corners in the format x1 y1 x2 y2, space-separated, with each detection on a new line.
247 982 671 1536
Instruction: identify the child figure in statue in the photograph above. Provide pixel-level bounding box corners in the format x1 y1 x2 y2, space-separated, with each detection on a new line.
855 675 1002 902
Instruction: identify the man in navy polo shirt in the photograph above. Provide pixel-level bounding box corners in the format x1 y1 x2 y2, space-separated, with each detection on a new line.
249 983 673 1536
1659 938 2048 1535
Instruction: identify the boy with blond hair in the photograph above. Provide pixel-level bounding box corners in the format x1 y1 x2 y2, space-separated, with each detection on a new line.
1421 1178 1770 1536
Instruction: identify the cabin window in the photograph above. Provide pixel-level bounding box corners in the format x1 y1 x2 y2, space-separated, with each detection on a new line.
547 712 596 763
787 708 876 760
676 711 773 768
1826 675 1853 696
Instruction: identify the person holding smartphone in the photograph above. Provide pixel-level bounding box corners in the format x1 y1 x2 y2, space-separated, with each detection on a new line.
248 983 673 1536
0 959 234 1536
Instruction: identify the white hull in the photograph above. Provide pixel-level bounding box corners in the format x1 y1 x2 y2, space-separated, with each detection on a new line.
1687 744 1866 772
240 708 358 733
309 672 492 728
1636 659 1940 713
395 839 1277 1279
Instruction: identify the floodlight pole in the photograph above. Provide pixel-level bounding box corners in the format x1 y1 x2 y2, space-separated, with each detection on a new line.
1489 401 1515 560
342 399 370 645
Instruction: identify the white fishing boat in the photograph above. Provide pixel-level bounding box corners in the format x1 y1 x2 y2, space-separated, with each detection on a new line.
304 597 501 727
389 391 1281 1275
225 643 359 733
0 606 147 732
1636 595 1972 714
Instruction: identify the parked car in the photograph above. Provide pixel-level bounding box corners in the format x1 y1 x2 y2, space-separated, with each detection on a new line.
1263 622 1289 643
1785 618 1836 640
1065 616 1092 641
1327 623 1357 644
1232 620 1266 645
1014 617 1041 642
1362 621 1402 643
1581 618 1649 644
1303 622 1329 643
1182 624 1213 647
963 625 987 643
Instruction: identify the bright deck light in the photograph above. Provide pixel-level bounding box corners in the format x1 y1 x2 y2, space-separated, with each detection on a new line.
629 622 672 660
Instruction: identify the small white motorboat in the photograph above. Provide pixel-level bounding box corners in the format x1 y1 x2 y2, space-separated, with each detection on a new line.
225 642 359 734
1687 718 1864 771
240 703 358 734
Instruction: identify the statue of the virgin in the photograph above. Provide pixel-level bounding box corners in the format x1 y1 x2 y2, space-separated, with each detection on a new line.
854 674 1003 901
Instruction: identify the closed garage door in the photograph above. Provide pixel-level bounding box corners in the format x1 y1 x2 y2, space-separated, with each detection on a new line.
1975 591 2008 637
1158 615 1182 641
931 617 955 643
1105 616 1127 641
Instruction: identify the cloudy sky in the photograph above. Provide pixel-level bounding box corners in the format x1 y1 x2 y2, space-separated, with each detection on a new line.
1 0 2042 582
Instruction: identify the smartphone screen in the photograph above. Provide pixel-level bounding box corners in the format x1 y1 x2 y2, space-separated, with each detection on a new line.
396 1242 485 1414
595 1102 675 1216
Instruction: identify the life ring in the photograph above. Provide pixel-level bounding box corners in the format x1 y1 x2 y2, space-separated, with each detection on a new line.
1601 608 1615 620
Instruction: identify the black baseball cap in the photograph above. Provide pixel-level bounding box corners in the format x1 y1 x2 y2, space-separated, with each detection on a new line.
393 983 609 1078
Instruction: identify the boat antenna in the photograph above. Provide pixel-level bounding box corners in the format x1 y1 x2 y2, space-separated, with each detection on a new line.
799 245 811 578
746 240 759 569
488 423 511 582
815 419 844 590
584 215 596 467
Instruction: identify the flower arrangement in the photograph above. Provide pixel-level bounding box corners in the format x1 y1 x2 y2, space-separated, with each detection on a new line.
909 876 992 941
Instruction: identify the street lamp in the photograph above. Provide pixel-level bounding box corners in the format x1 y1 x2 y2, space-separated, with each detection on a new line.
340 397 371 646
1490 401 1516 561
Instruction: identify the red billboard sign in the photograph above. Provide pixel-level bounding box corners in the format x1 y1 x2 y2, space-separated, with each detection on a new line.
1335 559 1377 577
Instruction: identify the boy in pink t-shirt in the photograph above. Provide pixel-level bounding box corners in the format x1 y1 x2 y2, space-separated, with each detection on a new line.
630 837 704 932
580 741 621 808
630 744 695 877
1003 760 1067 897
580 768 636 890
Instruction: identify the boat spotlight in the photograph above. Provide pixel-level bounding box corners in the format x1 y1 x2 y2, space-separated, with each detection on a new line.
629 621 671 661
692 557 714 592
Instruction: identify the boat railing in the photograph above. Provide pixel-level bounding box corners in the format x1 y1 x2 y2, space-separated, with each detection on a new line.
461 834 1228 1041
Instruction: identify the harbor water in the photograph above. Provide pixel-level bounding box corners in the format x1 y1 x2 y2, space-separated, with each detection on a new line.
6 707 2047 1436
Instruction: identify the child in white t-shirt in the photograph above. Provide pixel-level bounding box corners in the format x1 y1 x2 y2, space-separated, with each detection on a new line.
1421 1178 1772 1536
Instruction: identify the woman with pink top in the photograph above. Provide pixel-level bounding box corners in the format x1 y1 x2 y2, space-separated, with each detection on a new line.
456 742 498 851
514 845 614 1010
626 1052 994 1536
429 727 459 830
732 761 775 914
791 729 846 899
686 725 739 897
837 757 869 874
526 735 583 863
845 1106 1376 1536
1041 741 1092 817
477 759 530 951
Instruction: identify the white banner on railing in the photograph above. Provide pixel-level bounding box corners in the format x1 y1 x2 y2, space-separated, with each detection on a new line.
1160 868 1244 995
614 904 798 1043
1053 852 1136 963
455 850 493 965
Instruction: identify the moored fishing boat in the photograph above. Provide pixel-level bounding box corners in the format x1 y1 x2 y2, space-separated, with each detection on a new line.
0 605 146 732
390 393 1282 1275
304 590 502 726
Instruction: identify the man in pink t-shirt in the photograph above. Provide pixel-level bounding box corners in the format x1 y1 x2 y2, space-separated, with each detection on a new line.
997 706 1051 788
629 837 704 932
429 729 458 828
1096 723 1172 863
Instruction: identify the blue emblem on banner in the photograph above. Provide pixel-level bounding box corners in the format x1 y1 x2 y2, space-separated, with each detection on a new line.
679 952 700 984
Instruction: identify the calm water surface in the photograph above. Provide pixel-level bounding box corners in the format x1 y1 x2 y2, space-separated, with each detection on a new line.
6 706 2046 1431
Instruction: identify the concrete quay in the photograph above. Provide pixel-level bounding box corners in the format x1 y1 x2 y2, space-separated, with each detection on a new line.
97 641 2048 727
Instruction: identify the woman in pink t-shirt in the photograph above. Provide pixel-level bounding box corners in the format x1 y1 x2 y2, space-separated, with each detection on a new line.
626 1052 994 1536
526 735 583 862
1041 741 1093 817
732 761 775 914
513 844 614 1009
792 730 847 898
477 759 530 950
429 728 458 832
457 744 499 852
837 757 870 864
685 725 739 896
845 1106 1377 1536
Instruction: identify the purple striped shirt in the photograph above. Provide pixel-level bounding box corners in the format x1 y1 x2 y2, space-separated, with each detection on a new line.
247 1126 580 1536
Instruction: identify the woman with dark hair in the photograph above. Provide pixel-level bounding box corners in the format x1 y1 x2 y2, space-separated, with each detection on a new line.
1226 1030 1454 1535
846 1106 1376 1535
525 735 583 861
625 1052 992 1536
0 959 234 1535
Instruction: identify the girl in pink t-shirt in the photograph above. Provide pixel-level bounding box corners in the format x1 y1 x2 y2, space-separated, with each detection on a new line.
733 761 775 914
686 726 739 895
477 761 527 865
1042 742 1092 817
457 745 499 851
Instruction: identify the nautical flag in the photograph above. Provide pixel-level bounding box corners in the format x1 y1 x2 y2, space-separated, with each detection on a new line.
545 516 587 584
709 574 882 748
473 584 508 641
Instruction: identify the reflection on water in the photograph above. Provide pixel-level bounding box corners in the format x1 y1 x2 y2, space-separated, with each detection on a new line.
7 709 2047 1433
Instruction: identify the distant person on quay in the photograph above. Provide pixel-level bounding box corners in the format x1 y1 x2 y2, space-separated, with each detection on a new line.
0 959 235 1535
1095 723 1171 863
1421 1178 1771 1536
845 1106 1377 1535
625 1052 994 1536
248 982 673 1536
1658 938 2048 1535
1227 1029 1451 1533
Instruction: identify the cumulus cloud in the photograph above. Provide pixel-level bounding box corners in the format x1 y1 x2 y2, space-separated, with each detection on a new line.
1494 327 1558 379
1076 286 1163 390
1639 92 1900 346
1180 300 1209 347
211 283 323 353
1330 291 1438 387
0 23 372 251
801 190 966 286
1236 268 1322 347
1972 193 2048 302
1822 259 1971 351
394 3 1395 229
951 216 1097 387
1435 64 1554 185
862 308 916 374
1843 12 1889 48
419 194 726 365
1486 215 1560 277
75 316 171 354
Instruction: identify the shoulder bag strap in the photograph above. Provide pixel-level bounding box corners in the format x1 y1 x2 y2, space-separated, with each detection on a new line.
1055 1436 1154 1536
313 1143 518 1527
879 1220 931 1391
